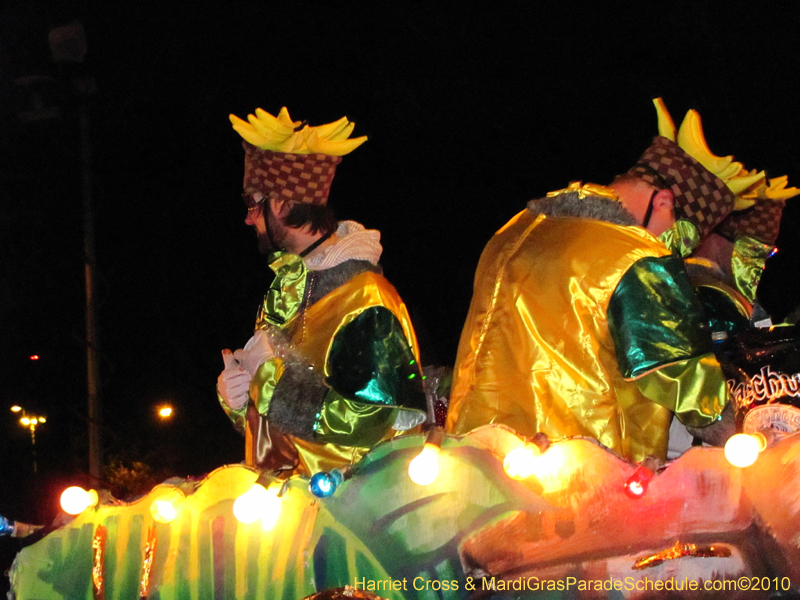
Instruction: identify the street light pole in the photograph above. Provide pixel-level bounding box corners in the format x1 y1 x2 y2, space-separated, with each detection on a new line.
11 406 46 473
79 95 103 484
48 21 103 483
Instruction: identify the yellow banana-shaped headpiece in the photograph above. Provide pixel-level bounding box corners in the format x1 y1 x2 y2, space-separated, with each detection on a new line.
653 98 765 206
230 107 367 156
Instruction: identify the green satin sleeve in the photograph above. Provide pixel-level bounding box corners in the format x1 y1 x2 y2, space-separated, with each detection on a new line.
250 357 285 416
326 306 427 412
731 235 774 303
635 354 726 427
217 390 247 433
313 391 399 446
657 219 701 257
609 255 713 379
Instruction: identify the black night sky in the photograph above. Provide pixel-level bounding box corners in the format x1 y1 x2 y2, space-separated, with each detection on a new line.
1 2 799 573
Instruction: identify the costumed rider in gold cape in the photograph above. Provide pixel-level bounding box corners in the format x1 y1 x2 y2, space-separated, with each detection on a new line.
217 106 427 478
445 101 775 463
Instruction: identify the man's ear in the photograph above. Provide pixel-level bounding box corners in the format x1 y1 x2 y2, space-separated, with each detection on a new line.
654 188 675 213
269 197 291 218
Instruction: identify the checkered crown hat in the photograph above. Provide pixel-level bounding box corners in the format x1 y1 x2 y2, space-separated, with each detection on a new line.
627 98 765 240
717 175 800 245
243 144 341 206
231 106 367 205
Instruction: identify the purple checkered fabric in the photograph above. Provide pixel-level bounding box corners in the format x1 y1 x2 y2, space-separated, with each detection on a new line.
627 136 735 239
243 142 342 205
717 198 784 245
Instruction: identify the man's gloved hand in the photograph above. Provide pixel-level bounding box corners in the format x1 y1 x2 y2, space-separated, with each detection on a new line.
217 349 251 411
239 329 274 376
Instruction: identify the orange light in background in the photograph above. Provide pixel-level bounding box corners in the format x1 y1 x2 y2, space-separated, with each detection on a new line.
157 405 174 419
10 406 22 413
29 355 40 361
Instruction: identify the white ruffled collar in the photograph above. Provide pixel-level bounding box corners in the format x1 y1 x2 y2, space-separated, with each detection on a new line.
304 221 383 270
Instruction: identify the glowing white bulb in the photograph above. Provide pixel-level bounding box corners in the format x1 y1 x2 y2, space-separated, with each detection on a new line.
233 484 282 528
260 491 282 532
408 444 440 486
151 499 178 523
60 487 99 515
503 446 539 479
150 489 185 523
724 433 765 468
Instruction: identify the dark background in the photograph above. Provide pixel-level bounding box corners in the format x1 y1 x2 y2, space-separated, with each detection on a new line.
1 0 799 583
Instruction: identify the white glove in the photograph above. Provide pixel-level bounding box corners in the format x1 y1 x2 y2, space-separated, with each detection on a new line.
217 349 251 411
239 329 274 376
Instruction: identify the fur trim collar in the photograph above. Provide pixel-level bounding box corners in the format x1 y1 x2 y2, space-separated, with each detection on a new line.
527 191 638 227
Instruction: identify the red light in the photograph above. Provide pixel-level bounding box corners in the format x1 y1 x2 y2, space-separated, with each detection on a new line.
29 355 39 361
624 466 654 499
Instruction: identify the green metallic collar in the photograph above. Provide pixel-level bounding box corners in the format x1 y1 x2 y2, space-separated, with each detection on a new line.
263 251 309 326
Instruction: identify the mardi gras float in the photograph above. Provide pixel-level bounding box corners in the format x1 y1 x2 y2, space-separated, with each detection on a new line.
6 342 800 600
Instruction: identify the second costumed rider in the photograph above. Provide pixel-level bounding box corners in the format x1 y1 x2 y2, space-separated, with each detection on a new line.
218 107 427 478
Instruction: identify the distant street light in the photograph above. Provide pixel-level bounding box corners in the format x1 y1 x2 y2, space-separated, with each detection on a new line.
157 405 174 420
10 405 46 473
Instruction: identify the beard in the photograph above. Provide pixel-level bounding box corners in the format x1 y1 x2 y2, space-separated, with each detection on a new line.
256 209 288 255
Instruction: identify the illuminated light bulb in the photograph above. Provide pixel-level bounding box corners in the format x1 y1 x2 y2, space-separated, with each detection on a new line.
10 406 22 413
624 466 654 499
30 355 40 361
623 456 660 499
60 487 99 515
309 470 344 498
0 515 14 536
504 445 540 479
151 499 178 523
157 406 173 419
233 484 268 524
233 484 282 529
408 443 440 486
724 433 766 468
531 443 564 478
150 489 185 523
20 417 30 426
260 489 282 531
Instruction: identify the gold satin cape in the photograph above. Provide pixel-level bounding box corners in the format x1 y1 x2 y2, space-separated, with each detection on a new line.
446 210 685 462
246 271 423 476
